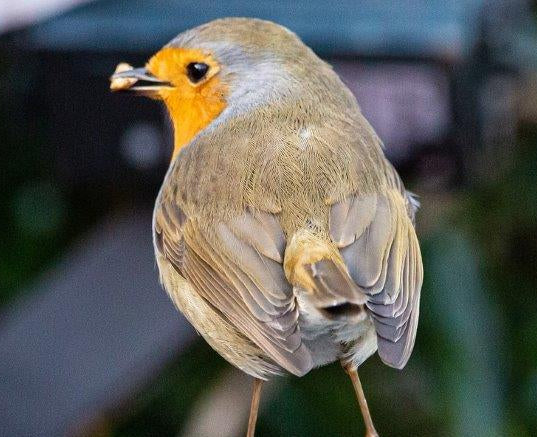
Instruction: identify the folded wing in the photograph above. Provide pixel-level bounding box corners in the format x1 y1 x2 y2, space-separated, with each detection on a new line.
329 189 423 369
154 203 313 376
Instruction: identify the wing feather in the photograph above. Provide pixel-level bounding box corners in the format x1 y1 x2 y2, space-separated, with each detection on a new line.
154 203 313 376
329 188 423 369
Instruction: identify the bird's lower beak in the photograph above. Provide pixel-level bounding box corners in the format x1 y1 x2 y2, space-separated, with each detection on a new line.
109 64 173 96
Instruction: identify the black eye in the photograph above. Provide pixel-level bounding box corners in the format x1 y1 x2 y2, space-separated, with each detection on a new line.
186 62 209 83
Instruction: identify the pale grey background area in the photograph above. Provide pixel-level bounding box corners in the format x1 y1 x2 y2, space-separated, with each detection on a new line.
0 211 195 437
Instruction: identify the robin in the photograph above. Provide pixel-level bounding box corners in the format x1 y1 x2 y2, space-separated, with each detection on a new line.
110 18 423 437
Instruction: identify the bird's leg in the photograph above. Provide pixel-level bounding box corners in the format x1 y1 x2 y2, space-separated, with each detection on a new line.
246 378 263 437
344 365 379 437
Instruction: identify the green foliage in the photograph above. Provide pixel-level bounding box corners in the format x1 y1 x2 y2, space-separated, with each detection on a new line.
111 341 227 437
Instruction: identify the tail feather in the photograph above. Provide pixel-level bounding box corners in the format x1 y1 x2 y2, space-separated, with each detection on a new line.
283 231 367 321
304 259 367 320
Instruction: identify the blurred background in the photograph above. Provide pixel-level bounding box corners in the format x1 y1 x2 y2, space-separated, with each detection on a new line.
1 1 537 436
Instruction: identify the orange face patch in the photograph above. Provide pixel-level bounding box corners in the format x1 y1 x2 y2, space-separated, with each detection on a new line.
146 48 228 160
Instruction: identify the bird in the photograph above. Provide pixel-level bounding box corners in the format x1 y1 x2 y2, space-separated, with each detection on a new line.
110 17 423 437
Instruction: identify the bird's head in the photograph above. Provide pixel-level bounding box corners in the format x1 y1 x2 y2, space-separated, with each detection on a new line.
110 18 332 160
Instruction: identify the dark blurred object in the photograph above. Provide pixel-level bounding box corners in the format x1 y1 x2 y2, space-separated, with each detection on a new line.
4 0 537 196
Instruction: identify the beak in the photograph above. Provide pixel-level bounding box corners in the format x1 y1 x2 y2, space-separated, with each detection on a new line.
109 65 173 95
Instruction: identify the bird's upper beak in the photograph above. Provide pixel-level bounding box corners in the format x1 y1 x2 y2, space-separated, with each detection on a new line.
109 64 173 95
